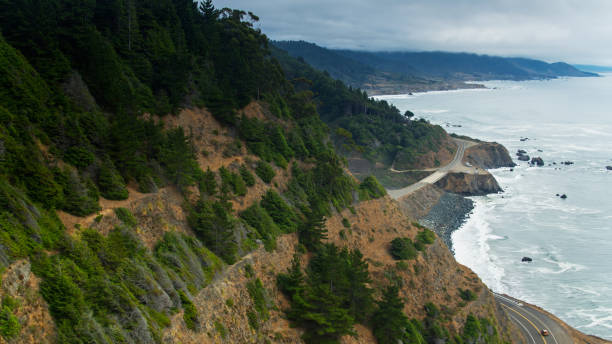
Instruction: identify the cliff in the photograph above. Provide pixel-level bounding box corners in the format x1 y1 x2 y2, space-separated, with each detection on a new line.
464 142 516 169
435 172 502 196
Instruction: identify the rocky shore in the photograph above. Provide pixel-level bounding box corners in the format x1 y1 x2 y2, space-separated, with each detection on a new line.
419 192 474 252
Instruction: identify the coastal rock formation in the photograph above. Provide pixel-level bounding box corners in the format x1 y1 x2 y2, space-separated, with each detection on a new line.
434 172 502 196
531 157 544 166
464 142 516 168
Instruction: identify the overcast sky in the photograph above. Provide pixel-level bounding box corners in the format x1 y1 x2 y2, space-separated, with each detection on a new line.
214 0 612 65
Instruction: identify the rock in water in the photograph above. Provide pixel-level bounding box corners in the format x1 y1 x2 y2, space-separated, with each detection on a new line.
606 166 612 171
522 257 533 262
518 155 530 161
560 194 567 199
531 157 544 166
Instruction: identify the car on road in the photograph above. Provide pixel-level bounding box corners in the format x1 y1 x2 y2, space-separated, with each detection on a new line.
541 329 550 336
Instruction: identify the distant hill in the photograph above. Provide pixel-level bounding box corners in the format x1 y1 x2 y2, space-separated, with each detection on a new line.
273 41 597 94
272 40 377 87
271 41 483 94
573 64 612 73
337 51 597 81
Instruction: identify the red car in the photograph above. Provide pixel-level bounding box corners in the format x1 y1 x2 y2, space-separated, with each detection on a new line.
541 329 550 336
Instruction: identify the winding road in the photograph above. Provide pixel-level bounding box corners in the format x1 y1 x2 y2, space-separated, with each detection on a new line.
387 138 478 199
495 293 573 344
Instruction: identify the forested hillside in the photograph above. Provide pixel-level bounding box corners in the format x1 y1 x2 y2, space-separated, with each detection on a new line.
0 1 509 343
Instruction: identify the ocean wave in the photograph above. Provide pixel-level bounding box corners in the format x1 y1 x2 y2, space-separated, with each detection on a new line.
451 199 507 293
570 307 612 331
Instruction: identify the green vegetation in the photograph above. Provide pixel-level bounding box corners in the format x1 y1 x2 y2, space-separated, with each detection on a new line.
219 167 247 196
239 164 256 187
260 190 298 233
0 296 20 339
188 199 238 264
247 278 269 325
114 207 137 227
272 45 449 173
255 161 276 184
372 285 425 344
458 288 478 302
390 237 418 260
277 245 373 343
179 290 199 331
359 175 386 200
240 203 281 251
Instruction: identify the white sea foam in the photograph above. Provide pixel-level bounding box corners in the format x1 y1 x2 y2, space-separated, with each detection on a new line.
452 199 507 293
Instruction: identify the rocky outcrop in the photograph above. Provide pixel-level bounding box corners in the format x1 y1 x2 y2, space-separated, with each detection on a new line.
530 157 544 166
464 142 516 169
435 172 502 196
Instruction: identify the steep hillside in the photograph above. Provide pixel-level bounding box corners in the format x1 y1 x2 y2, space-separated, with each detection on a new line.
1 1 593 344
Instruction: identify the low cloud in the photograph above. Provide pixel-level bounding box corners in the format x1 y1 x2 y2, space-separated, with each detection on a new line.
214 0 612 65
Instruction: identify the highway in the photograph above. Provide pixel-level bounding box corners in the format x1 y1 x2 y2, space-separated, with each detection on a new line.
494 293 573 344
387 138 477 199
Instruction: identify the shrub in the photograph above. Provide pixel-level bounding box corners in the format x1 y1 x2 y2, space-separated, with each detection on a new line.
240 165 256 186
359 175 386 200
97 160 129 200
341 218 350 228
0 306 20 339
247 278 269 321
415 228 436 250
179 291 198 331
114 207 137 227
458 288 477 302
240 204 281 247
389 238 417 260
260 190 298 233
214 320 228 338
219 167 247 196
255 161 275 184
64 146 95 169
246 310 259 330
199 168 217 196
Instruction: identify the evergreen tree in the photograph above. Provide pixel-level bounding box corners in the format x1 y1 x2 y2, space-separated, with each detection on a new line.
298 209 327 251
200 167 217 196
189 200 237 263
372 285 413 344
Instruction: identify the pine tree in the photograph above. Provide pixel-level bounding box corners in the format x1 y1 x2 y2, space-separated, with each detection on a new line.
300 283 355 344
200 168 217 196
346 249 373 321
372 285 412 344
298 209 327 251
189 200 237 264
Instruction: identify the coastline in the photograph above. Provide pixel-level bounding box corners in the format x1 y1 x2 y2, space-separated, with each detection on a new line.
418 192 473 252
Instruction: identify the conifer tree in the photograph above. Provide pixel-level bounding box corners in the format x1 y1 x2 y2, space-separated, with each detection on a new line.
298 209 327 251
372 285 411 344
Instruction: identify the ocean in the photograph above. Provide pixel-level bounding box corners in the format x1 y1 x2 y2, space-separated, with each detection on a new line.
378 75 612 339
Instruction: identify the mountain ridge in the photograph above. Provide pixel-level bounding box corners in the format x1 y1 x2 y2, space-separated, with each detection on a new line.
273 40 597 94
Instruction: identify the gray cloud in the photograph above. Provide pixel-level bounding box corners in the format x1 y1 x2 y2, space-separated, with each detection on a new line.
214 0 612 65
